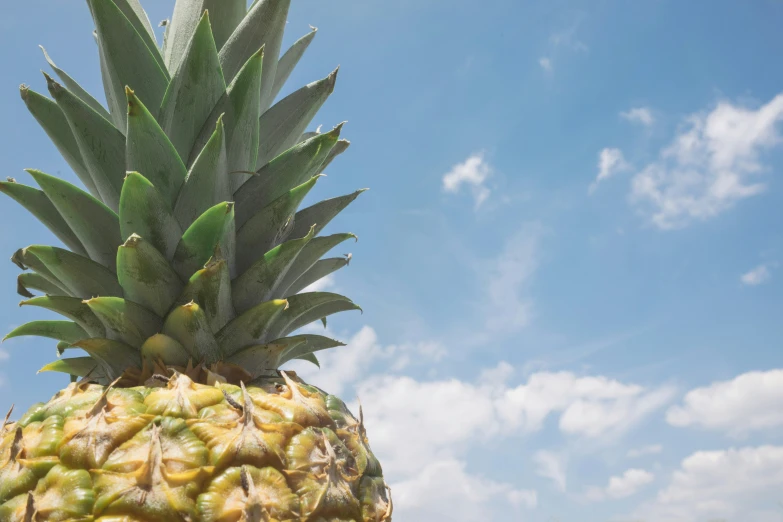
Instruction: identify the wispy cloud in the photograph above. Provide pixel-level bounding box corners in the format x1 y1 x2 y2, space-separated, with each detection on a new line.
621 106 655 126
539 57 553 72
666 369 783 436
631 93 783 229
442 152 492 209
534 450 569 492
740 264 772 286
585 468 655 501
589 147 631 194
627 444 663 458
538 23 588 73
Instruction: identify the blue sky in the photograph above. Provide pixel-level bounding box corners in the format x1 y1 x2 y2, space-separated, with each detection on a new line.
1 1 783 521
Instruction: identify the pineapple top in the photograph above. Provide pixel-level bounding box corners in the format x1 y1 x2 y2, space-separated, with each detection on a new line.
0 0 364 386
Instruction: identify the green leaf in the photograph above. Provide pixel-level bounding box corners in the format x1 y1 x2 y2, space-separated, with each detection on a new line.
70 338 141 379
218 0 289 104
235 176 320 275
176 257 235 333
40 46 112 121
172 202 236 279
289 189 367 240
0 179 86 255
94 29 126 130
17 273 69 298
234 124 342 227
265 292 361 341
320 139 351 174
294 352 319 368
125 88 187 208
84 297 162 349
277 233 356 296
111 0 161 67
216 299 288 357
89 0 169 117
39 358 102 379
162 302 220 363
12 247 71 296
270 26 317 103
174 116 230 229
226 337 305 377
20 296 105 338
205 0 246 51
19 87 98 197
284 256 351 297
24 245 122 299
232 225 315 314
46 75 126 210
27 169 121 271
277 334 345 366
117 235 184 317
119 172 183 261
256 68 338 169
225 47 264 192
140 333 191 367
159 12 226 163
4 321 88 344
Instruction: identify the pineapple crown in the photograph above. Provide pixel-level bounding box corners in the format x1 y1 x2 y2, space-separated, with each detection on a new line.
0 0 364 386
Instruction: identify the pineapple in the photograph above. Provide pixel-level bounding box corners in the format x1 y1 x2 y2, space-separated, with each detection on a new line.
0 0 392 520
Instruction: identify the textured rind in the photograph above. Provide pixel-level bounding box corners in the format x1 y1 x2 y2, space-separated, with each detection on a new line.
0 373 391 521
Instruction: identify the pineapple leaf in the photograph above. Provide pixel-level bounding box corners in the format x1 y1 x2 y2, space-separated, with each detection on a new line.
265 292 361 341
20 296 106 338
140 333 191 367
110 0 160 66
46 75 126 210
39 357 102 379
119 173 183 261
235 175 321 275
234 124 342 227
4 321 88 344
19 86 98 197
17 273 69 298
26 169 121 271
163 302 220 363
232 225 315 314
216 299 289 357
284 256 351 298
277 233 357 296
88 0 170 117
0 179 86 256
256 68 338 169
159 12 226 163
205 0 247 52
277 334 345 366
225 47 264 192
289 189 367 240
23 245 122 299
320 139 351 174
172 202 236 279
174 116 229 229
12 247 72 296
40 46 112 121
219 0 289 105
226 337 306 378
270 26 317 103
84 297 162 349
295 352 320 368
70 338 141 379
117 235 184 317
176 257 235 333
94 29 126 130
126 88 187 208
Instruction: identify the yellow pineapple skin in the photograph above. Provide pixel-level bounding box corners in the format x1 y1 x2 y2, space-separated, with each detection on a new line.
0 373 391 522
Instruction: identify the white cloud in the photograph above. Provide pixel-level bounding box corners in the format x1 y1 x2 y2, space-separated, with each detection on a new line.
666 369 783 436
539 57 552 72
627 444 663 458
589 147 631 193
586 468 655 502
534 450 568 492
442 152 492 208
0 349 8 361
392 459 537 521
621 107 655 126
301 273 336 293
631 93 783 229
483 225 542 335
741 264 772 286
635 445 783 522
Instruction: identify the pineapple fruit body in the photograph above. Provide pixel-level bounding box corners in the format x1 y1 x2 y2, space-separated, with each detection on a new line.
0 0 392 519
